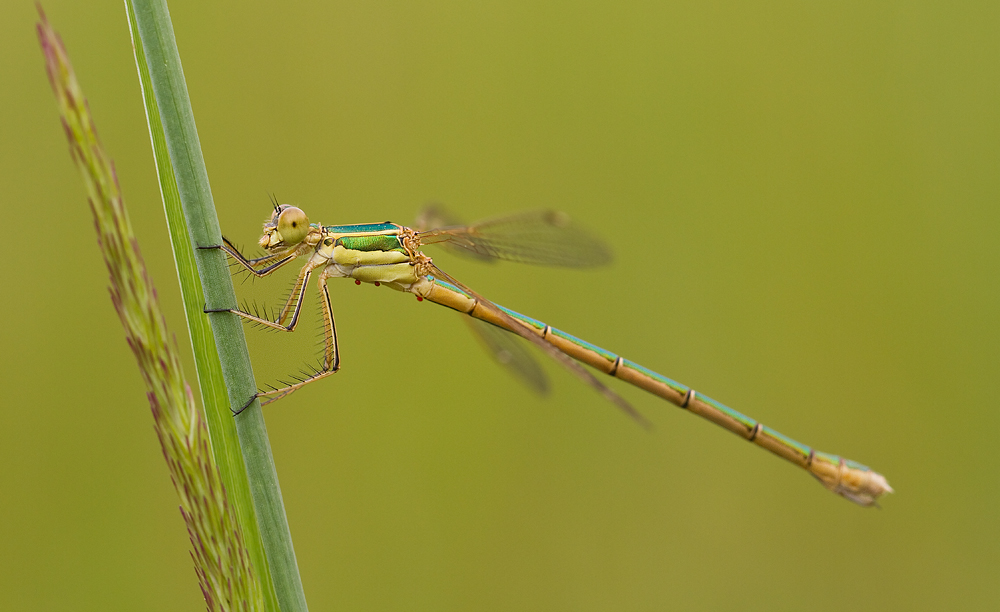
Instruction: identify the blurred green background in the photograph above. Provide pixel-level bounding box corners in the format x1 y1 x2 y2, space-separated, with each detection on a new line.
2 1 997 609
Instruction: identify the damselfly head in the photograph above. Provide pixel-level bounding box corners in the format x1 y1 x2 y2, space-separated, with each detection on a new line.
259 205 310 249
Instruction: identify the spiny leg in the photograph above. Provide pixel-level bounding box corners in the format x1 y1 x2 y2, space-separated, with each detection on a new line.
200 237 303 277
205 257 320 334
205 262 341 414
203 262 315 414
255 267 342 406
275 261 315 327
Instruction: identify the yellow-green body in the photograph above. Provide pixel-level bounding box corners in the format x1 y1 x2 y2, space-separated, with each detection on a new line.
208 204 892 507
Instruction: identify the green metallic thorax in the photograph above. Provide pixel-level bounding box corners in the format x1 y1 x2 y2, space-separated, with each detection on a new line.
321 222 408 255
337 233 406 254
314 222 419 287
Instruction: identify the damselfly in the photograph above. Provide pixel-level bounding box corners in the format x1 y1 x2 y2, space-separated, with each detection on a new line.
205 203 892 506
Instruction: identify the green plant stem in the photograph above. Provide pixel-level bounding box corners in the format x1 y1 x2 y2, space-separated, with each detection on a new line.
38 7 264 609
125 1 308 610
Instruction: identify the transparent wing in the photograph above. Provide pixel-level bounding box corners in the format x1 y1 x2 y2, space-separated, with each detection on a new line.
427 263 650 428
413 203 460 231
466 317 549 395
414 203 494 262
416 205 612 268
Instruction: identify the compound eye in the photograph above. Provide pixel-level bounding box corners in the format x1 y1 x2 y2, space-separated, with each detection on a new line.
276 206 309 245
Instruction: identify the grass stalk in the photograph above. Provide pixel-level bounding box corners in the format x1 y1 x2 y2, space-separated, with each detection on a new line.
123 1 309 610
38 7 263 610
